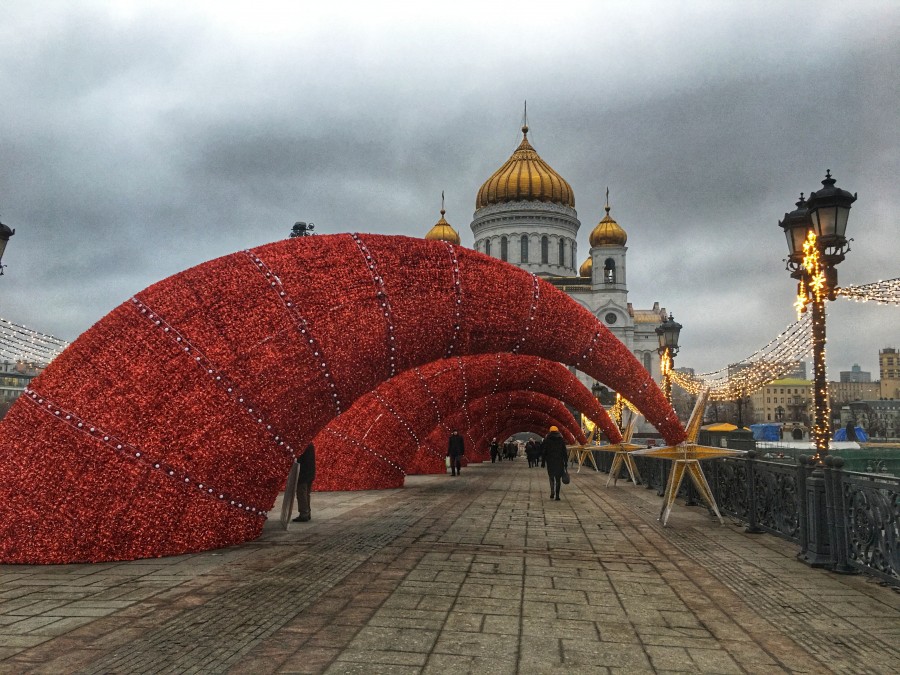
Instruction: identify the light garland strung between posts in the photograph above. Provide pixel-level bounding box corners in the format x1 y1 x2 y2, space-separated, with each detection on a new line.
0 317 69 365
836 277 900 305
670 311 813 401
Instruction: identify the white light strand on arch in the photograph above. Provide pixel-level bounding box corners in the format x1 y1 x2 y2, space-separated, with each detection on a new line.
0 317 69 366
837 277 900 306
671 312 813 401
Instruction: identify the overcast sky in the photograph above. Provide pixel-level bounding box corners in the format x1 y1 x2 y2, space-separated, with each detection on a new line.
1 0 897 378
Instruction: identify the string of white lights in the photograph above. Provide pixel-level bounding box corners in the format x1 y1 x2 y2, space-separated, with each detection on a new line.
671 312 813 400
837 277 900 305
0 317 69 365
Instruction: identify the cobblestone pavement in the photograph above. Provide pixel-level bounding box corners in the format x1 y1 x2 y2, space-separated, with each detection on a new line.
1 460 898 674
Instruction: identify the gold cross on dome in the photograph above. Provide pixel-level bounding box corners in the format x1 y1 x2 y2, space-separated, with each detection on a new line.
632 389 743 526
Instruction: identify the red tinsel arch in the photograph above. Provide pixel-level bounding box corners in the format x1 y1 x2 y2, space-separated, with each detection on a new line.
421 392 582 461
0 234 683 563
313 353 619 490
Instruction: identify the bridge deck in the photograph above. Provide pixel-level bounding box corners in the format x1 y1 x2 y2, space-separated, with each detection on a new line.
1 459 897 673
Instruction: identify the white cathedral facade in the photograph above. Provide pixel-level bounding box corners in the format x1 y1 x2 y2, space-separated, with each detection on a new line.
426 123 670 398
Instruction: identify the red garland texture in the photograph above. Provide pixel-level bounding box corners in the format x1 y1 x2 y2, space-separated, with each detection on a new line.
314 353 619 491
0 234 685 563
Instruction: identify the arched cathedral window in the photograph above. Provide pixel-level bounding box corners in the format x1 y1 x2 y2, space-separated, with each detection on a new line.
604 258 616 284
558 239 565 266
541 236 549 264
520 235 529 263
485 238 491 257
570 241 575 268
643 353 652 372
500 236 508 262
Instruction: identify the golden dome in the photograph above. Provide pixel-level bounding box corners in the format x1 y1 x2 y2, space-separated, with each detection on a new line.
425 203 461 246
579 255 592 278
589 193 627 247
476 125 575 210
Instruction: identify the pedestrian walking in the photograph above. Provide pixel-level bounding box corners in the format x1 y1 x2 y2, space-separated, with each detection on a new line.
448 430 465 476
541 426 568 500
490 438 500 463
292 443 316 522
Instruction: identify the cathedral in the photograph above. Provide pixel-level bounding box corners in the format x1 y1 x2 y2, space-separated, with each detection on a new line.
425 123 671 396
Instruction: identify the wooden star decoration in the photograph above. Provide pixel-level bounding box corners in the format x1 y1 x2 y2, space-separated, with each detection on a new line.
606 409 646 486
632 389 744 526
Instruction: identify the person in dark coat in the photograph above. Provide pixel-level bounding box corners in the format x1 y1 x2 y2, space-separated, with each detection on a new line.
448 430 465 476
541 426 568 500
292 443 316 522
525 439 538 468
490 438 500 463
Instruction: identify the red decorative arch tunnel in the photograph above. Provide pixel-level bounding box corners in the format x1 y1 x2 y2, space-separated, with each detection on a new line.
314 353 619 490
0 234 684 563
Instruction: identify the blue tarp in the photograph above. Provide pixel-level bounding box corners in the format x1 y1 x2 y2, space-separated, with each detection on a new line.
833 426 868 442
750 424 782 441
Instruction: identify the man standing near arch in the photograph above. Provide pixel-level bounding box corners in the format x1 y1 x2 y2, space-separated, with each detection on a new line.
447 430 465 476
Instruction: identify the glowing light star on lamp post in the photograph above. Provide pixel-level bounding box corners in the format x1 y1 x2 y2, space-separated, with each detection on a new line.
779 171 856 461
656 313 682 404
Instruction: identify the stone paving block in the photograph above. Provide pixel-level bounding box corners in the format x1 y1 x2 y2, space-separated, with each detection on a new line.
0 615 63 635
560 637 653 669
433 630 518 659
25 616 96 638
452 596 520 615
443 612 484 632
481 613 519 635
644 643 692 670
523 588 587 605
522 616 601 641
686 646 743 673
423 652 517 675
331 648 428 667
0 635 51 649
415 595 454 612
346 625 438 653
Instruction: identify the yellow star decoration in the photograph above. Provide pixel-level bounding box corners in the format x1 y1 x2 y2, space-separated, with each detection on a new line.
605 409 645 486
570 415 602 472
632 389 744 526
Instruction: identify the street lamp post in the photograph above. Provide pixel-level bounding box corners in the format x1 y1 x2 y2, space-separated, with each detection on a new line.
779 171 856 461
656 314 682 404
289 221 315 238
0 219 15 275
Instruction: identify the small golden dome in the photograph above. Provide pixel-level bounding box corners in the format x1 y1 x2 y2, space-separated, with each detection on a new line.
579 255 593 278
425 203 461 246
476 125 575 210
589 192 627 247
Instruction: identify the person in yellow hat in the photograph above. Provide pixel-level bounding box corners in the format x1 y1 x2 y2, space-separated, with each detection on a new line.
541 426 567 500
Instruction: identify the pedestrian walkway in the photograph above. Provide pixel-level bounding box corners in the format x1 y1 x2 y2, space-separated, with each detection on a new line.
1 460 898 673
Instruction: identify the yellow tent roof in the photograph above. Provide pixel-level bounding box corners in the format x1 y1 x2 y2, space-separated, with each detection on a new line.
705 423 739 432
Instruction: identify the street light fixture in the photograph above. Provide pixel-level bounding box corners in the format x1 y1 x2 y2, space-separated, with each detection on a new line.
0 219 15 275
289 221 315 238
656 313 682 404
779 171 856 460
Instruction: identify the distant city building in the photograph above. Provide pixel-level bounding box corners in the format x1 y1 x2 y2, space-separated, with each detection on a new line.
840 364 871 383
749 378 811 426
844 399 900 440
784 361 807 380
0 360 42 416
829 381 880 406
880 348 900 399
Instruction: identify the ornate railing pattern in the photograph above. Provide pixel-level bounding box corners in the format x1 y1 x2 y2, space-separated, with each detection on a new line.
840 468 900 584
585 448 898 586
